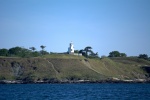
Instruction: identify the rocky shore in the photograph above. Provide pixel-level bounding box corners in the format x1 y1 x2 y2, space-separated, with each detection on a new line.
1 78 150 84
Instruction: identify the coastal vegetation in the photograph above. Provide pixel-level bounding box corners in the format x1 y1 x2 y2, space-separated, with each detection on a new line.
0 46 149 61
0 46 150 83
0 46 48 58
0 54 150 83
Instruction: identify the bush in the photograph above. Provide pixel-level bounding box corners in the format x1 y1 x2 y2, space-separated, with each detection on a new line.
108 51 127 57
138 54 148 60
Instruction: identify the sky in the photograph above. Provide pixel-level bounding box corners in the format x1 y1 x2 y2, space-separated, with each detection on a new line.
0 0 150 57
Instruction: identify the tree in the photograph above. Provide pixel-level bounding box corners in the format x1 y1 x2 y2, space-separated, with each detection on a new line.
40 45 46 51
8 46 31 57
0 48 8 56
40 50 49 55
20 48 31 57
108 51 120 57
84 46 92 58
32 51 40 57
108 51 127 57
79 49 86 56
138 54 148 60
79 47 98 58
29 47 36 52
120 53 127 57
8 46 23 56
89 49 98 56
40 45 46 55
74 50 79 53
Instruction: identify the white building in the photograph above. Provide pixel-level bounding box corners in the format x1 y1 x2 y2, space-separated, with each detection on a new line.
68 42 74 54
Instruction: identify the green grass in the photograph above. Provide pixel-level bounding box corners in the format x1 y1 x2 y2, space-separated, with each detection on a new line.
88 57 150 79
0 56 150 81
47 58 106 80
42 54 85 59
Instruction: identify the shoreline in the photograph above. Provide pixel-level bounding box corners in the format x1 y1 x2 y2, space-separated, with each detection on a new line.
1 79 150 84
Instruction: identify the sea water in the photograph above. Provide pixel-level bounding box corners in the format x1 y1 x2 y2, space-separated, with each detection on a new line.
0 83 150 100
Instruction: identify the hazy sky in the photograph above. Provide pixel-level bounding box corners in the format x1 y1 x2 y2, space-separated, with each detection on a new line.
0 0 150 56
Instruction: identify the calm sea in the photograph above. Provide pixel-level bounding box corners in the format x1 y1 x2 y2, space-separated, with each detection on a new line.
0 83 150 100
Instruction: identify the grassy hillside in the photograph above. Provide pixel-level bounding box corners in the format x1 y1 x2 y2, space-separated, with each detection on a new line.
90 57 150 79
0 55 150 82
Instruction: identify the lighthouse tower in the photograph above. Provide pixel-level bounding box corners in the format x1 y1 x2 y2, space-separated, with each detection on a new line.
68 42 74 54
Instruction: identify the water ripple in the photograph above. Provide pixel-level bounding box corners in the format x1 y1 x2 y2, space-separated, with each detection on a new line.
0 83 150 100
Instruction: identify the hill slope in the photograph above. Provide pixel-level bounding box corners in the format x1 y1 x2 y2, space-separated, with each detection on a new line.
0 55 150 83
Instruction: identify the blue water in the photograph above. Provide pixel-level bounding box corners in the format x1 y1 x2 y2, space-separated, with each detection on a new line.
0 83 150 100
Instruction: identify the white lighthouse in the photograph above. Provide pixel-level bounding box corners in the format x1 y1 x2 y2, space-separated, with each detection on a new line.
68 42 74 54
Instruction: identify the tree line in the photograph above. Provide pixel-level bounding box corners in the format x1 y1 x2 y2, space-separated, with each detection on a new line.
78 47 150 60
0 45 48 57
107 51 150 61
0 45 149 60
